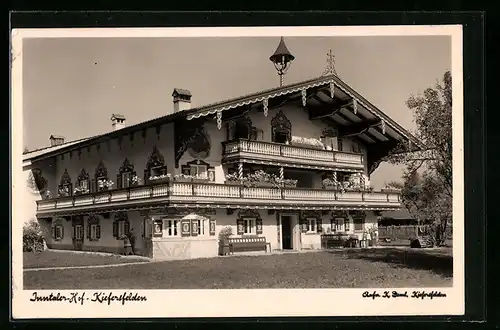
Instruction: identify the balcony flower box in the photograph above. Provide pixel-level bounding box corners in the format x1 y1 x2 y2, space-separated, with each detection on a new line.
225 180 241 186
149 177 170 185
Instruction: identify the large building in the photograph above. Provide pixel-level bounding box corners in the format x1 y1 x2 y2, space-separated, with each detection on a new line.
22 38 420 260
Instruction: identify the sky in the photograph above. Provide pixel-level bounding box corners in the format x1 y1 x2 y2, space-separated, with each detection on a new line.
22 35 451 189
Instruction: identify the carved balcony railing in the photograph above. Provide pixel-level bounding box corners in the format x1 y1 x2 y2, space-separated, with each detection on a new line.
36 180 401 215
221 139 364 171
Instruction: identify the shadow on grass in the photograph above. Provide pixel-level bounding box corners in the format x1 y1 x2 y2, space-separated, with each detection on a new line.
332 248 453 278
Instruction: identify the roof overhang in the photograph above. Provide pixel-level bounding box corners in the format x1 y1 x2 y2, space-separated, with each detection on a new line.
184 75 423 152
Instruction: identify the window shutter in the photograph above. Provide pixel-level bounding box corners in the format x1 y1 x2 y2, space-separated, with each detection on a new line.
256 218 263 235
61 226 64 239
209 219 216 236
91 179 96 193
191 220 198 236
144 169 149 184
51 227 55 239
124 221 130 235
330 219 335 232
237 220 244 235
181 219 191 237
69 183 73 196
96 225 101 239
345 219 350 232
113 221 118 238
87 223 91 239
317 218 323 233
117 174 122 189
72 225 75 239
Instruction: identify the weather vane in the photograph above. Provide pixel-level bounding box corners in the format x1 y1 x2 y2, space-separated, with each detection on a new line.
322 49 338 76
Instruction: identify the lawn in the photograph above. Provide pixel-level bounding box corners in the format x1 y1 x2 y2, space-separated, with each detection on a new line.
24 248 453 289
23 250 149 269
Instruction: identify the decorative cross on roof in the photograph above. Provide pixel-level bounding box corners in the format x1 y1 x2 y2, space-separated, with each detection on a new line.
322 49 338 76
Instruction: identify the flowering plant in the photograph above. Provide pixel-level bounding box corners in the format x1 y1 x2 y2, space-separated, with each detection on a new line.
73 185 89 195
131 175 142 186
97 179 114 189
44 190 52 199
173 173 197 181
58 186 70 197
149 173 170 181
225 172 240 182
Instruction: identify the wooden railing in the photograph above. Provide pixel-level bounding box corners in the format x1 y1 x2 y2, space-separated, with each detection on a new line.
36 180 401 212
222 139 364 166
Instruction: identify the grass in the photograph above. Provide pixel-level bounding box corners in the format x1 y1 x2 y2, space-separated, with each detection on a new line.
24 248 452 289
23 250 149 269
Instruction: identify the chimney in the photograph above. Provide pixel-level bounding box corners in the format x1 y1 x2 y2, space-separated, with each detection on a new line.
110 114 126 131
49 135 65 146
172 88 192 112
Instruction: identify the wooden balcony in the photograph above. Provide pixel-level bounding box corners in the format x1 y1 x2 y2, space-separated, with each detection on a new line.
221 139 365 171
36 181 401 216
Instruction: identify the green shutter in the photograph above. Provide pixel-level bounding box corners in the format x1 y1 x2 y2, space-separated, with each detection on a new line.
237 220 244 235
317 218 323 233
191 220 198 236
256 219 263 235
181 219 191 237
113 221 118 238
209 219 216 236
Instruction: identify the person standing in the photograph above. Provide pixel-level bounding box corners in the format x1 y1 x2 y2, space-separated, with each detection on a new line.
128 228 136 255
123 234 133 255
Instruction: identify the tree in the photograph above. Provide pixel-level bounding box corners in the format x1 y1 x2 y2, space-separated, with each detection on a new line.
390 71 453 246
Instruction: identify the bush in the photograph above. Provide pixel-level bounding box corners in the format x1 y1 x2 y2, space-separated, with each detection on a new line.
23 219 45 253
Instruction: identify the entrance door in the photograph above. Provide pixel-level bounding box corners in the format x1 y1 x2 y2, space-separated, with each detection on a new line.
281 215 293 249
73 224 84 250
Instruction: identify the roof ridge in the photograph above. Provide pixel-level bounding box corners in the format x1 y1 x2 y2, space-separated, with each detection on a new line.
23 135 99 155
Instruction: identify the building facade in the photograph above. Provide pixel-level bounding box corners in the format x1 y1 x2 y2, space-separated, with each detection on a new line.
23 73 419 261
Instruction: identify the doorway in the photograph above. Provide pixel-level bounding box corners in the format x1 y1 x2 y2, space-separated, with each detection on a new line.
281 215 293 249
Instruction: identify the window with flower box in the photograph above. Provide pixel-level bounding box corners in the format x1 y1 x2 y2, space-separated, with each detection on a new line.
332 218 345 232
94 161 109 192
144 146 168 183
58 169 72 197
117 158 136 188
75 168 90 195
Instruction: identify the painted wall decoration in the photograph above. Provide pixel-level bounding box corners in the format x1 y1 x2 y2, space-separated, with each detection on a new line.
187 129 211 159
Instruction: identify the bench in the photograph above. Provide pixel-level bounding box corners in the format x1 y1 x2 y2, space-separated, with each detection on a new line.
321 233 359 249
228 236 270 254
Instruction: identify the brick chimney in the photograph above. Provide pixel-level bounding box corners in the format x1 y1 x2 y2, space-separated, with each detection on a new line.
49 135 65 146
172 88 192 112
111 114 126 131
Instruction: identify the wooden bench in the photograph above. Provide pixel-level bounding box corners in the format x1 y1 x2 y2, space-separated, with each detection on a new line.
228 236 270 254
321 234 359 249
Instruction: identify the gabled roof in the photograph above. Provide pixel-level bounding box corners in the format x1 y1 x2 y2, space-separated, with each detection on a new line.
110 114 126 120
172 88 192 97
23 74 423 163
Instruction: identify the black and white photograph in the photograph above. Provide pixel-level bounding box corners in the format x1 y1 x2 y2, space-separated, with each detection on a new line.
12 25 464 318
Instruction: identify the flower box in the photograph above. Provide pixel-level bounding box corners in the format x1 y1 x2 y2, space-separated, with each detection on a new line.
225 180 241 186
149 177 170 185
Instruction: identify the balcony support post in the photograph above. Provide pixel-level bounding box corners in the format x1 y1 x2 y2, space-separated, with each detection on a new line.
238 162 243 180
279 166 284 180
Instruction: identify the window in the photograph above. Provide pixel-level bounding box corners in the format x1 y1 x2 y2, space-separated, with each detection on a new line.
122 172 131 188
151 166 165 177
165 220 179 237
79 179 89 190
54 225 63 240
243 218 255 234
90 224 99 240
354 218 364 231
190 164 208 179
96 176 108 192
75 225 83 239
306 218 317 233
334 218 345 232
118 221 126 237
273 131 289 144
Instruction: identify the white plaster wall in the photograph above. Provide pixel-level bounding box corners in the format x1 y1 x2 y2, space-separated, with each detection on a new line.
214 209 279 251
